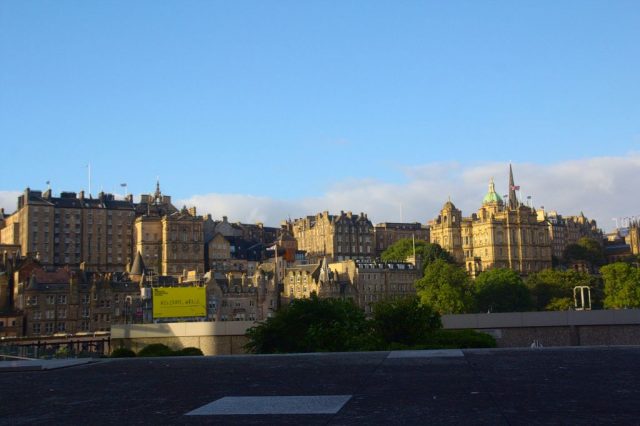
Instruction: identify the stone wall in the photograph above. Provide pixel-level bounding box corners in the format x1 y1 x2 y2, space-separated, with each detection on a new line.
442 309 640 348
110 321 253 355
111 310 640 355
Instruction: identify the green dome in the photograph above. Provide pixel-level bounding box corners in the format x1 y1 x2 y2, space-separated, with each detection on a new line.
482 178 503 205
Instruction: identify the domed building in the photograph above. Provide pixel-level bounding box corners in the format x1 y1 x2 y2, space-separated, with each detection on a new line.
429 165 552 277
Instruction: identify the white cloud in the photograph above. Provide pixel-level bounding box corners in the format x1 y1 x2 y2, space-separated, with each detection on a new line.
0 191 21 214
178 155 640 232
2 156 637 233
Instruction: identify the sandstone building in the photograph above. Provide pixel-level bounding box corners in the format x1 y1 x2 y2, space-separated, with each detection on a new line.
537 209 603 260
0 188 135 271
374 222 430 256
11 260 141 337
329 260 419 314
134 184 204 277
627 221 640 256
429 166 552 276
281 258 418 314
289 211 374 262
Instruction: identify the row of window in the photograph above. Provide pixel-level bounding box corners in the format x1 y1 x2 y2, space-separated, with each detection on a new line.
336 246 372 253
26 294 113 306
31 320 95 334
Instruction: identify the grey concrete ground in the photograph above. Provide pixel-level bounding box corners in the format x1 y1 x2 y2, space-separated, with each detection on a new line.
1 347 639 425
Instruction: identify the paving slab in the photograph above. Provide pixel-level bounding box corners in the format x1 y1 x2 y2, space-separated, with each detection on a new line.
0 358 95 372
187 395 353 415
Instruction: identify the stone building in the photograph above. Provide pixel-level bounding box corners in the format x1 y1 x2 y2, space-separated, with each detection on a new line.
290 211 374 262
0 188 136 271
429 166 552 277
11 261 141 337
207 233 232 262
329 260 419 314
283 258 347 301
203 215 283 268
374 222 430 257
626 221 640 256
205 264 279 321
134 183 204 277
0 261 23 337
538 210 603 260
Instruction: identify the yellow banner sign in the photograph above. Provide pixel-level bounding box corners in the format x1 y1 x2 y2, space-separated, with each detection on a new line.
152 287 206 319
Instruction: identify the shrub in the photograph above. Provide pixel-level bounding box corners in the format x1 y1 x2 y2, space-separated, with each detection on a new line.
137 343 174 357
371 297 441 348
175 347 204 356
111 347 136 358
474 269 532 313
54 346 70 359
245 295 373 354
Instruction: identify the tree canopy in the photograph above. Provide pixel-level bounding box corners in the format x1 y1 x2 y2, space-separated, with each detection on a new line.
381 239 455 269
244 295 372 353
244 294 495 353
525 269 599 311
562 237 606 270
415 259 474 314
474 268 532 313
370 297 441 347
601 262 640 309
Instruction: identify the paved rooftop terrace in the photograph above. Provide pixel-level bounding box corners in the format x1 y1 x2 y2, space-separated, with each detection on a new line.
1 346 638 425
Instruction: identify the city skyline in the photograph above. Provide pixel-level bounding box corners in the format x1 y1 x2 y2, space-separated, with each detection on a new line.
2 2 639 231
1 157 638 232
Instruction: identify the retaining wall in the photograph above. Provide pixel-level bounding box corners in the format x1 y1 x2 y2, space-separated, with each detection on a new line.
111 310 640 354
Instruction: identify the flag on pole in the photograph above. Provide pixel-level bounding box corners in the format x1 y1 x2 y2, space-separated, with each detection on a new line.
510 185 520 191
120 183 127 187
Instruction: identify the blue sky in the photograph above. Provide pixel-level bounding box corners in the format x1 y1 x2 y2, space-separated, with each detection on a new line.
1 1 639 229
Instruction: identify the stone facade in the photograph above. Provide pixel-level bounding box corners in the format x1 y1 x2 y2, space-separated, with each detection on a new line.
205 264 278 322
430 168 552 277
329 260 419 314
0 188 135 271
12 262 141 337
290 211 374 262
374 222 430 257
628 221 640 256
539 209 603 260
283 258 347 301
134 184 204 277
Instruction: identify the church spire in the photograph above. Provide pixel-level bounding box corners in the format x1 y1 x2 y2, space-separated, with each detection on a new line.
508 164 519 210
154 179 162 203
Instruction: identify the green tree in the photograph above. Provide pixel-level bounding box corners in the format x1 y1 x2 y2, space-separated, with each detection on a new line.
370 297 441 348
526 269 597 311
415 259 474 314
562 237 605 271
381 239 455 269
245 295 373 354
474 268 532 313
601 262 640 308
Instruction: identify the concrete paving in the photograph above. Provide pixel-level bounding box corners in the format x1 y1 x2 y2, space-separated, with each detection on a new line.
0 358 95 372
1 347 639 425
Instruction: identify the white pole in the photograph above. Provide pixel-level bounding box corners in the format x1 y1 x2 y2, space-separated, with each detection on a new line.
412 233 416 260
